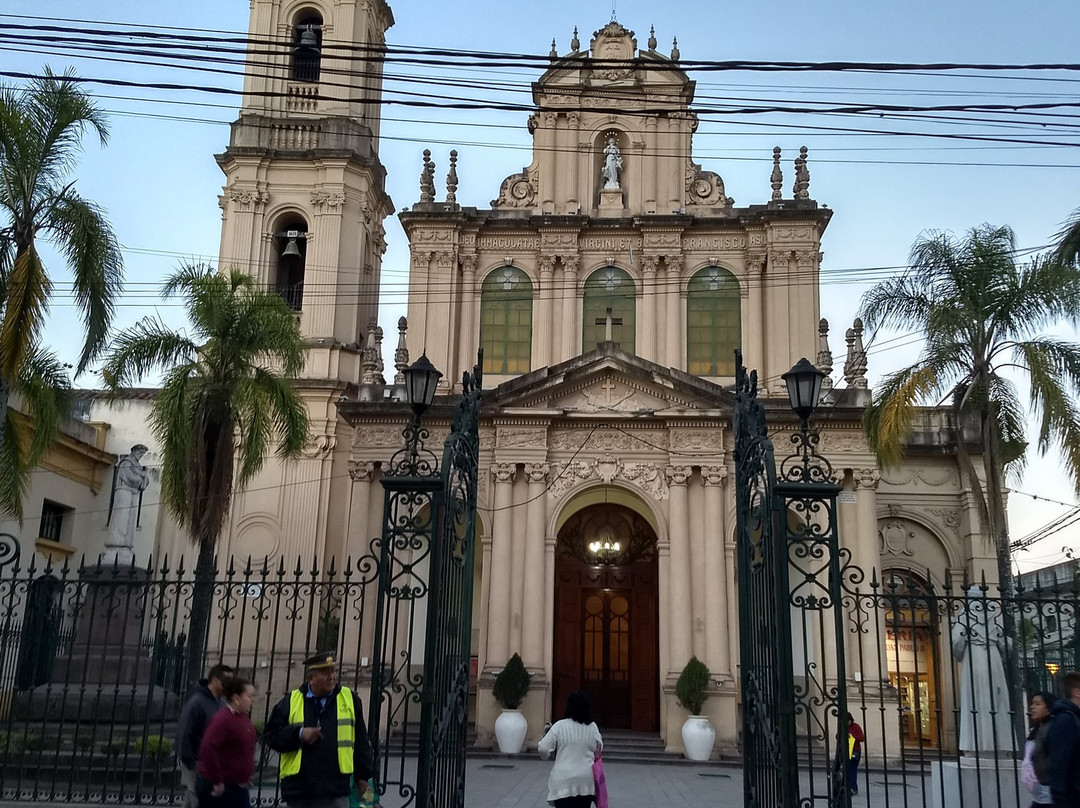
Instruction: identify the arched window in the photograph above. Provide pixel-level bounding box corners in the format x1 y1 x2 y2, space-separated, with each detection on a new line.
291 14 323 82
686 266 740 376
582 267 636 353
275 217 308 310
480 266 533 375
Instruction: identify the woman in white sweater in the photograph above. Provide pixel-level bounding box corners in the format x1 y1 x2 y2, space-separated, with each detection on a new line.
537 691 604 808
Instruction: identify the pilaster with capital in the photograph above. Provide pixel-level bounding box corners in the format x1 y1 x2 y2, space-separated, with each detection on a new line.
640 255 660 360
536 255 556 368
853 468 881 576
458 254 478 376
701 466 730 675
561 256 580 362
665 465 693 672
522 463 550 667
487 463 516 667
744 249 767 376
663 256 684 368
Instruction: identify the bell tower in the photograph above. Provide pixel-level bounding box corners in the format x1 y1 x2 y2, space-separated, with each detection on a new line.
212 0 394 565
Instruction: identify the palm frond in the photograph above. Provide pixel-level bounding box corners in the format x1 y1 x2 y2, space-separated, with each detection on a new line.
42 191 122 373
864 364 943 466
150 364 198 527
1051 206 1080 267
14 345 73 466
0 245 51 381
0 409 30 520
100 318 199 390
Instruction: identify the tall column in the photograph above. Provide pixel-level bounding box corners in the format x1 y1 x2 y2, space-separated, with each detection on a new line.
521 464 549 668
342 461 375 665
561 256 579 361
457 254 477 376
665 256 683 369
853 468 885 678
640 256 659 363
666 465 693 672
536 256 555 369
543 534 557 676
487 463 516 667
702 466 730 677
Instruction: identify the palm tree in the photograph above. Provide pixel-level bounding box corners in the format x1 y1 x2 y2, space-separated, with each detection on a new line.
101 264 309 681
861 224 1080 597
0 67 123 518
860 223 1080 743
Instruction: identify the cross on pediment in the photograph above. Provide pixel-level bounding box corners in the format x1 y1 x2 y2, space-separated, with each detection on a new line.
595 307 623 341
600 378 618 402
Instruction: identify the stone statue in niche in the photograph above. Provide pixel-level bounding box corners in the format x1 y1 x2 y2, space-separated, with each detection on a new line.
104 444 150 563
601 137 622 189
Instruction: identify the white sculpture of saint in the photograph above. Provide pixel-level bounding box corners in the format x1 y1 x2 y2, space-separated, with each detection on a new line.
104 444 150 564
950 585 1016 754
601 137 622 190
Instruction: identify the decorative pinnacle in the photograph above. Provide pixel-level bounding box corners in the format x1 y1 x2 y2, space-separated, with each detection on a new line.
770 146 783 201
648 25 657 51
550 38 557 58
670 37 680 61
446 149 458 205
571 27 580 51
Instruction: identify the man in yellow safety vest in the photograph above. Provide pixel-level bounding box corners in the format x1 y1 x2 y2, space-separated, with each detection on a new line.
265 652 374 808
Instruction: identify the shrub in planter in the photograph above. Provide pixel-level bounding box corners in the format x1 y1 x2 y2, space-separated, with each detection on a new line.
676 656 711 715
492 653 532 709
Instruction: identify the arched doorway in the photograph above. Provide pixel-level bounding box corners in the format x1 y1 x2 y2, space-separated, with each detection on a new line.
553 499 658 731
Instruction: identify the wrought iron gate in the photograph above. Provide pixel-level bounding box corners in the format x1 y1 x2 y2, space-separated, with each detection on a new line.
733 351 848 808
367 357 482 808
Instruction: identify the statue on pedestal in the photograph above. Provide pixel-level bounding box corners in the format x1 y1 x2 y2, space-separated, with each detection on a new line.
601 137 622 190
104 444 149 564
950 585 1016 754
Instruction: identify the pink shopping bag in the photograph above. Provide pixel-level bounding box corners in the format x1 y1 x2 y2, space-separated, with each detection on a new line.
592 753 608 808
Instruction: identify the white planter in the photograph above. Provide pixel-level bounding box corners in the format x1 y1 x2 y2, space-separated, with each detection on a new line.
681 715 716 761
494 709 528 754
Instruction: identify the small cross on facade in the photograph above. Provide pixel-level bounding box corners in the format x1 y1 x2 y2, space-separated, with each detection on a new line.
600 378 618 403
595 307 623 342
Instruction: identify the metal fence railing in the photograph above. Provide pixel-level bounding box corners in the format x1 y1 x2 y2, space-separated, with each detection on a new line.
0 537 1077 806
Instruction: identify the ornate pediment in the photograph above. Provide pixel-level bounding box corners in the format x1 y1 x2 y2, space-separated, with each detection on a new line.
554 373 675 414
590 22 638 80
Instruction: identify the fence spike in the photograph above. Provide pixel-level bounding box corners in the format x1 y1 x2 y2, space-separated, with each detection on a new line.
161 552 171 574
226 555 237 576
294 555 304 576
176 554 187 575
327 555 337 577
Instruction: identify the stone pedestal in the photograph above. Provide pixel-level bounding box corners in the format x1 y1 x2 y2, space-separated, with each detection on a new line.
931 758 1023 808
12 566 171 723
597 187 624 216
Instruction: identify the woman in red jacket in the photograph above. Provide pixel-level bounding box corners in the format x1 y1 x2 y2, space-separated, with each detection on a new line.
197 677 257 808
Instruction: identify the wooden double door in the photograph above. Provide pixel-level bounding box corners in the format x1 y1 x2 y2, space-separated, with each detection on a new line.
552 560 658 731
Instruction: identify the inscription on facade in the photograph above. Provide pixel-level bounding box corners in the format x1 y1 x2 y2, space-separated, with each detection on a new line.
479 237 539 250
684 236 749 251
581 237 642 251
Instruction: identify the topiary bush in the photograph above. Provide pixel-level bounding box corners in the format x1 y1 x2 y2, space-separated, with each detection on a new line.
492 652 532 709
135 735 173 760
676 656 711 715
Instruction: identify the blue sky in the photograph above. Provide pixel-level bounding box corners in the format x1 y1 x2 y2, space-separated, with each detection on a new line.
2 0 1078 567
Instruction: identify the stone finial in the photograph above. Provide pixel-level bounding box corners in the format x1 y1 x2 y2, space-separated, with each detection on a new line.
361 319 380 384
817 318 834 391
648 25 657 50
571 27 580 51
770 146 783 201
394 316 409 384
843 317 868 389
670 37 680 60
549 38 558 59
793 146 810 200
419 149 435 203
446 150 458 205
374 326 386 385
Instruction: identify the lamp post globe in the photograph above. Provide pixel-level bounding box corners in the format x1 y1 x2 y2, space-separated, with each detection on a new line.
404 352 443 417
781 357 825 426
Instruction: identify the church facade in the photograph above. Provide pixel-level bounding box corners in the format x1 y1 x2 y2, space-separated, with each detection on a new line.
163 3 999 757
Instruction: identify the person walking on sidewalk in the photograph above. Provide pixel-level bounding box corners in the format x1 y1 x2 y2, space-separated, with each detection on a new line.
176 663 234 808
196 677 257 808
538 691 603 808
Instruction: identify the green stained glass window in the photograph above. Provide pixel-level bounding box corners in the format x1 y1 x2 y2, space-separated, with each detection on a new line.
582 268 636 354
480 266 533 375
686 267 741 376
